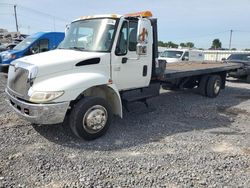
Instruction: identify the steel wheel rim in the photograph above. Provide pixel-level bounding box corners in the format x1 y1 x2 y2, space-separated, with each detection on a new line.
83 105 108 134
214 80 221 94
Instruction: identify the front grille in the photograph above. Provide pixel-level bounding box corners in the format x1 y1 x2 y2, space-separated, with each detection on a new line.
7 65 30 98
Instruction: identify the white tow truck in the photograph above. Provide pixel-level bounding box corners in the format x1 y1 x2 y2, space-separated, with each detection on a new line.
6 11 242 140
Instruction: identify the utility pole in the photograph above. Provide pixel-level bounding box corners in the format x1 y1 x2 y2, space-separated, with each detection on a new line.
229 29 233 50
14 5 19 32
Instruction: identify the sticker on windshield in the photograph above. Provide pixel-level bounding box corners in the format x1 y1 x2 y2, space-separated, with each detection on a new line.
107 20 116 25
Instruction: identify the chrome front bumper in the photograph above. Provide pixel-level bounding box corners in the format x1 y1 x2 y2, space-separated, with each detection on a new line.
5 89 70 125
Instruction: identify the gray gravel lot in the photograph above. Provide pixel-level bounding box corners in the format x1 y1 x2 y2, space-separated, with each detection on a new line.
0 73 250 187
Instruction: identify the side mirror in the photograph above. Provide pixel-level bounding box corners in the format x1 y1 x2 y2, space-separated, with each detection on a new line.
30 47 38 54
136 18 149 56
136 43 147 55
221 58 226 61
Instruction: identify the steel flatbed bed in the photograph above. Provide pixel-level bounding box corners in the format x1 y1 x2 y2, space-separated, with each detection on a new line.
164 62 242 79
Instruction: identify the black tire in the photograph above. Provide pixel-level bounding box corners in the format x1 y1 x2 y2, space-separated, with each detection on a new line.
69 97 112 140
198 75 209 96
206 75 222 98
0 66 9 73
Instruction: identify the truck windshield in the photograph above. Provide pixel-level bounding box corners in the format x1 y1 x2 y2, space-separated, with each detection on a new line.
13 38 36 51
160 50 183 58
58 18 117 52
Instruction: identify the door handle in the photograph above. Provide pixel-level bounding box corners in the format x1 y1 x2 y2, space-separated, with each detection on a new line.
122 57 128 64
143 65 147 76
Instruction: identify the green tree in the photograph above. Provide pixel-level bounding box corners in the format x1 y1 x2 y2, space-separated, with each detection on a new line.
180 43 187 48
158 41 165 47
186 42 194 48
158 40 179 48
211 39 222 49
179 42 195 48
166 41 178 48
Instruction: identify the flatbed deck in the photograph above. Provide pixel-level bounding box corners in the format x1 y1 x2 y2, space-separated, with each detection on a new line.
164 62 242 79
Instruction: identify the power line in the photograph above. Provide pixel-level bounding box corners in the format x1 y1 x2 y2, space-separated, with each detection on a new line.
18 5 69 22
171 30 230 40
0 3 69 23
234 30 250 33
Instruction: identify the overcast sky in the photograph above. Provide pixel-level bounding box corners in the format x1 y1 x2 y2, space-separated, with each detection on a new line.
1 0 250 49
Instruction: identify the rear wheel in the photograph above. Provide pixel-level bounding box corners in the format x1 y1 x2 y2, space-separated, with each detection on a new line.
69 97 112 140
206 75 222 98
198 75 209 96
246 75 250 83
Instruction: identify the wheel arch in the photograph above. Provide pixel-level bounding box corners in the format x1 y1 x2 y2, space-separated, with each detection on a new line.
71 84 123 118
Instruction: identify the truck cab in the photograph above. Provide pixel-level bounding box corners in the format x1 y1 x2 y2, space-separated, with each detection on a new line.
0 32 65 71
159 49 204 63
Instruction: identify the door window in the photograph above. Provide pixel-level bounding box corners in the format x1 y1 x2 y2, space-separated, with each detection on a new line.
116 20 138 56
39 39 49 52
128 21 138 51
29 39 49 54
182 52 189 60
115 22 128 55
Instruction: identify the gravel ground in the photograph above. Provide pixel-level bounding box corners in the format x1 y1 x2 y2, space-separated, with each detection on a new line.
0 73 250 188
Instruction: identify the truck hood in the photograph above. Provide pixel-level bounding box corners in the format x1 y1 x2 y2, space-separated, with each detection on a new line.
14 49 108 77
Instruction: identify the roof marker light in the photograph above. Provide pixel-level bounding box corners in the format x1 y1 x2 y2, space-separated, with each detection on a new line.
125 11 153 18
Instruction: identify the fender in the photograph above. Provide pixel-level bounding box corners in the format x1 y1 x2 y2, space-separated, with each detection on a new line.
31 72 109 101
107 84 122 118
30 72 123 118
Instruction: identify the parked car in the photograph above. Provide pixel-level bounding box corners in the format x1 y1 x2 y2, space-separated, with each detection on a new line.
0 44 7 52
225 53 250 82
159 49 204 63
0 31 65 72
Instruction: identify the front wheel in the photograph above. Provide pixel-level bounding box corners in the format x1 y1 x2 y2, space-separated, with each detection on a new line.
69 97 112 140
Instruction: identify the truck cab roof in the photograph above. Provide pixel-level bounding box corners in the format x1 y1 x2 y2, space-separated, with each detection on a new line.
73 11 153 22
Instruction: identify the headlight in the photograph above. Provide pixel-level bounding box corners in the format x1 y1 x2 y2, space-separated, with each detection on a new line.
2 53 16 61
29 91 64 103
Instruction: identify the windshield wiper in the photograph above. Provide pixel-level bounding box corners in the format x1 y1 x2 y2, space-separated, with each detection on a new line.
69 47 85 51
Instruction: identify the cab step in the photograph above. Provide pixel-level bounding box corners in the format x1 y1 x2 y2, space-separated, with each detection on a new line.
121 83 160 111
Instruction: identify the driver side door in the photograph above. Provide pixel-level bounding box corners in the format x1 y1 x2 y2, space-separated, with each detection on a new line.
111 18 152 91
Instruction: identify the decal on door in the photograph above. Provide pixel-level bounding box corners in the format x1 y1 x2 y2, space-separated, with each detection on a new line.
138 28 148 44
